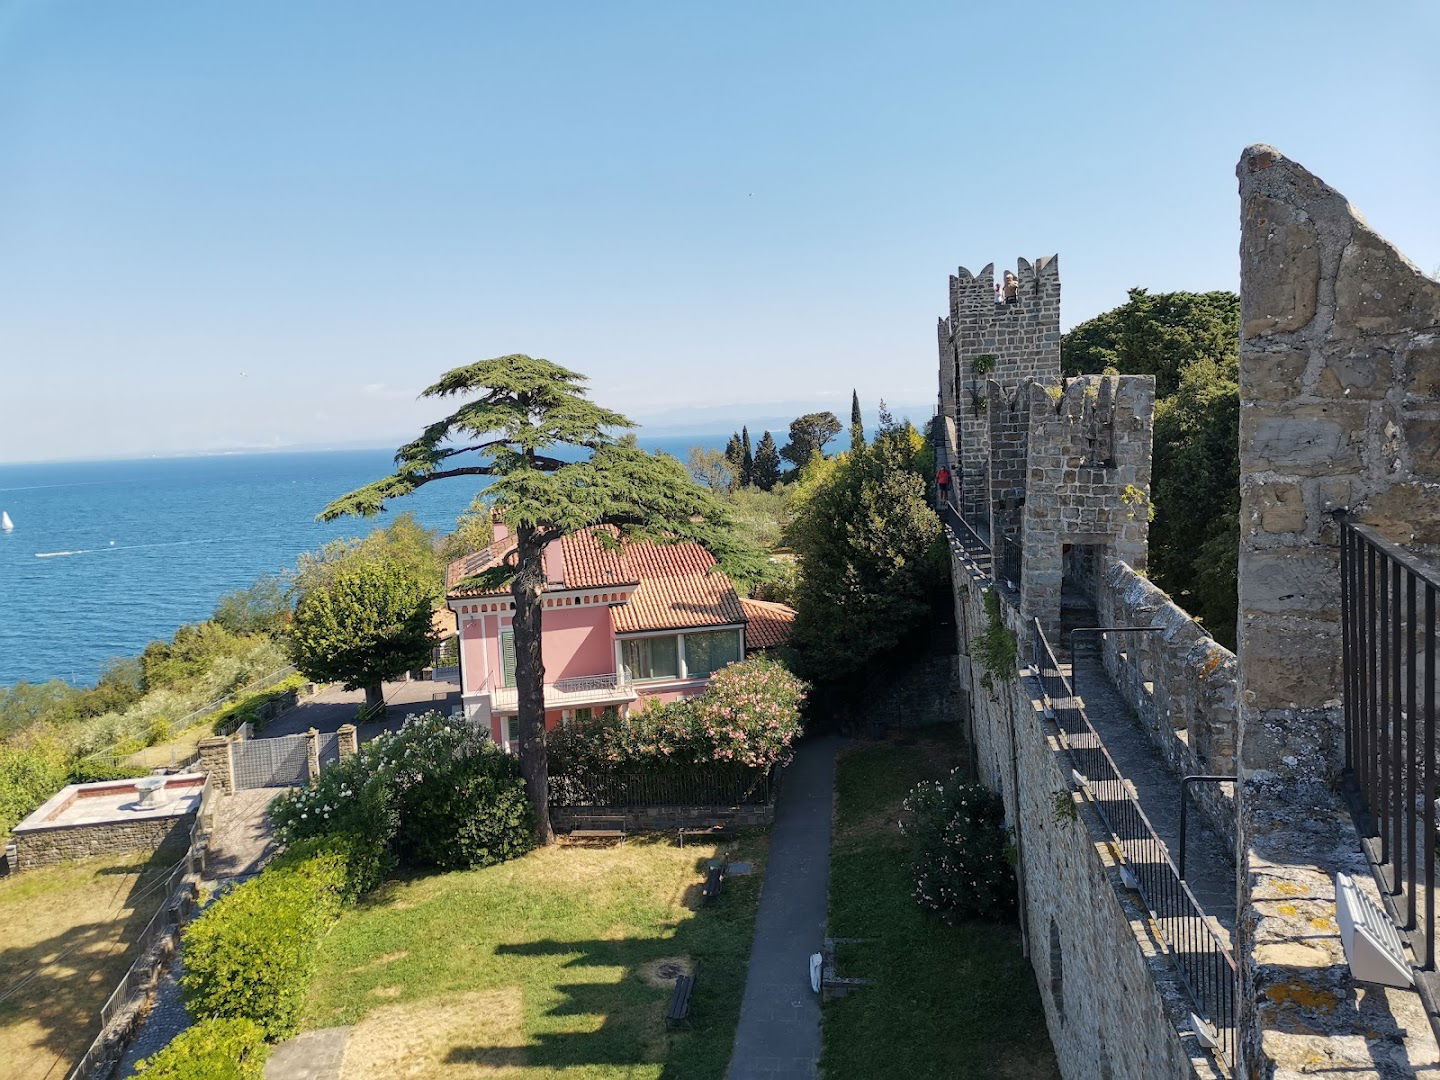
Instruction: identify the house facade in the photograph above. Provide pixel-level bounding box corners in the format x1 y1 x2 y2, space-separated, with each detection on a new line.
445 524 794 749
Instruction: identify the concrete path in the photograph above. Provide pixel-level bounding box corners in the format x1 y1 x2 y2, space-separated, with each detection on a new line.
117 789 284 1076
265 1027 350 1080
727 735 839 1080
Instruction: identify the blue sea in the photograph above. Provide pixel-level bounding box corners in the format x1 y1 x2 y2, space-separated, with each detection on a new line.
0 437 723 686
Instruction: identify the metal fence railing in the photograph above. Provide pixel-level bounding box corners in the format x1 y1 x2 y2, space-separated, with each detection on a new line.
1031 621 1236 1066
549 763 777 808
1339 514 1440 1012
65 776 215 1080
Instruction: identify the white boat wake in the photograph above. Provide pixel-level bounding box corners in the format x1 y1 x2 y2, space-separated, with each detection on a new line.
34 538 229 559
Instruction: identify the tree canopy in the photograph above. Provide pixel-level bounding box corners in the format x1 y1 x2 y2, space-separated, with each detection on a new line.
781 411 842 467
287 550 438 713
787 417 945 683
752 431 782 491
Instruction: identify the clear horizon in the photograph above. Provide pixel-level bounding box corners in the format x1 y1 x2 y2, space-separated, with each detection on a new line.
1 2 1435 463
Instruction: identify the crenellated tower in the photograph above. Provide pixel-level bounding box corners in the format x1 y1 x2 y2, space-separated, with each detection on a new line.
937 256 1062 522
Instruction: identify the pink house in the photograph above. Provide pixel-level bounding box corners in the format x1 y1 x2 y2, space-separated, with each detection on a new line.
445 524 795 749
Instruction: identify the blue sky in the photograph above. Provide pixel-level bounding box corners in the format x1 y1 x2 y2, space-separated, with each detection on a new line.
0 1 1435 462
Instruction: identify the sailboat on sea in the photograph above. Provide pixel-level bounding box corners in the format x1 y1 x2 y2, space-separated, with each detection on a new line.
1 511 12 531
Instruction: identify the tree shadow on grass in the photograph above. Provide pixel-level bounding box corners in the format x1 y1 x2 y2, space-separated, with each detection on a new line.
0 842 186 1075
440 843 764 1080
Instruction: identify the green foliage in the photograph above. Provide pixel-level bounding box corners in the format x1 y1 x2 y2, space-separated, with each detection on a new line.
901 768 1015 922
1063 290 1240 647
181 838 353 1039
1061 288 1239 397
134 1018 268 1080
780 411 842 467
549 657 807 776
212 575 291 637
208 674 306 735
440 496 496 563
787 419 945 682
849 389 865 452
716 484 798 555
287 550 437 696
687 446 738 493
751 431 782 491
140 622 257 692
973 590 1017 687
0 736 70 834
970 353 997 376
270 711 533 875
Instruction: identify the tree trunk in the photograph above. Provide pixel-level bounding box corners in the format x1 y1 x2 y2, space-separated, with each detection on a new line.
363 681 384 718
511 527 554 844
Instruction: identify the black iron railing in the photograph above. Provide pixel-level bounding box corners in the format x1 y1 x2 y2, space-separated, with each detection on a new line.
1031 622 1236 1065
1340 514 1440 996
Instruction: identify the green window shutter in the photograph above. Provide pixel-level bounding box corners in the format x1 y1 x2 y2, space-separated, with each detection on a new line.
501 631 517 687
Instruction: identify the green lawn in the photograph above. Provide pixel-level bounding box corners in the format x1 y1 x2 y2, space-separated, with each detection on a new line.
299 832 767 1079
821 730 1059 1080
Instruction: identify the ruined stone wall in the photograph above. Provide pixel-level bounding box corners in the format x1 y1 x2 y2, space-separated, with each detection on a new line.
1019 374 1155 640
1236 145 1440 1078
1094 559 1238 851
938 257 1061 520
950 542 1222 1080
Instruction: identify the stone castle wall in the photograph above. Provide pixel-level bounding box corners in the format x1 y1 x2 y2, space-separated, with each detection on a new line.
1094 559 1238 850
987 379 1031 560
949 538 1222 1080
1019 374 1155 640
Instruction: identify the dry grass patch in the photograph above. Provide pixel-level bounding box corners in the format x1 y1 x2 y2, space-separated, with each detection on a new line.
302 831 769 1080
341 988 526 1079
0 843 182 1079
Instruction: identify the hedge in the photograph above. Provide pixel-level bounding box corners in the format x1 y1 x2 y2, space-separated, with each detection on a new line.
134 1018 268 1079
180 836 355 1039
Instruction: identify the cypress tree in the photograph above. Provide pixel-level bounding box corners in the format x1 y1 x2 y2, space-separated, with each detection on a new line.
752 431 782 491
850 389 865 452
741 426 754 487
724 432 744 476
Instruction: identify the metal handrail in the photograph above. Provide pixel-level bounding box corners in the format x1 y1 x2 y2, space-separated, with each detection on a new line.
1031 620 1237 1066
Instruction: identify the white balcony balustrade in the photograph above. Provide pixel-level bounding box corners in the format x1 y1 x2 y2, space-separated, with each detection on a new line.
488 672 635 712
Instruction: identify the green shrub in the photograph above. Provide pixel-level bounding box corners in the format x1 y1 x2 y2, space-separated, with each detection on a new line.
181 839 350 1038
0 737 70 834
396 741 532 871
901 768 1015 923
271 711 532 875
134 1018 268 1079
67 757 140 785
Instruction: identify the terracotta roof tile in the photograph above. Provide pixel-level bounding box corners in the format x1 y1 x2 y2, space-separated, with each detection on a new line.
739 597 797 650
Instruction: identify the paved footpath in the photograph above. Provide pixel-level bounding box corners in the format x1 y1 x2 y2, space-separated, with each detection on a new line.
727 735 839 1080
117 788 284 1076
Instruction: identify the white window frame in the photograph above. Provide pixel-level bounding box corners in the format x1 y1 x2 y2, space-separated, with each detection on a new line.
617 624 747 684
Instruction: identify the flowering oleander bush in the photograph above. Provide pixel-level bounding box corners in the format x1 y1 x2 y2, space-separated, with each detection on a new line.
548 657 806 778
269 710 532 877
900 768 1015 922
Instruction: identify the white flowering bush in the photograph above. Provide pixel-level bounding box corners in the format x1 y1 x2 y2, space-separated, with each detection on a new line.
269 710 531 880
900 768 1015 922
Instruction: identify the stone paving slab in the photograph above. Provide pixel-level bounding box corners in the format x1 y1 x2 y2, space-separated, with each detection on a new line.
727 735 839 1080
265 1026 351 1080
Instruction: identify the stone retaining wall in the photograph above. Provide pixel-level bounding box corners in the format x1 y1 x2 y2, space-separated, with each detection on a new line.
551 804 773 833
14 813 193 872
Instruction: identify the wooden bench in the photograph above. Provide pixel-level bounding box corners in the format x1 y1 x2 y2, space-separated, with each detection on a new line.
677 821 735 847
701 861 727 906
666 973 695 1024
564 814 626 846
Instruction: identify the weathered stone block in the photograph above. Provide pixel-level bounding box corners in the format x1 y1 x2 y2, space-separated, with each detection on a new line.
1333 228 1440 338
1241 195 1321 337
1243 406 1366 474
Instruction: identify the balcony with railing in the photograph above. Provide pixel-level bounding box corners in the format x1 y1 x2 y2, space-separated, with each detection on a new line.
488 672 637 712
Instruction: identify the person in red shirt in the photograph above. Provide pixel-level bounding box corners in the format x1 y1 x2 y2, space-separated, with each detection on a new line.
936 465 951 502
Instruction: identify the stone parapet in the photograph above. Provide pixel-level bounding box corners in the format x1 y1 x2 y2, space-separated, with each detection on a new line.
196 736 234 795
1236 144 1440 1078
